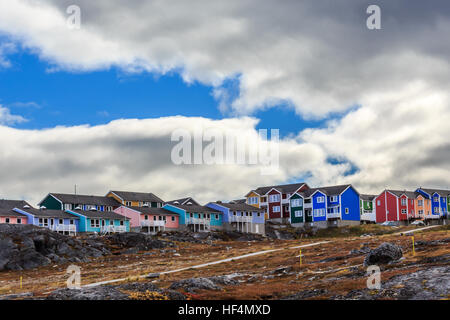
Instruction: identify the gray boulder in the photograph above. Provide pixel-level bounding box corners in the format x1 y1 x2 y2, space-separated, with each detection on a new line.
363 242 403 266
169 277 222 293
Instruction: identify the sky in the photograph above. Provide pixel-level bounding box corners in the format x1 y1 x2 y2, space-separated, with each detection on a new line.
0 0 449 205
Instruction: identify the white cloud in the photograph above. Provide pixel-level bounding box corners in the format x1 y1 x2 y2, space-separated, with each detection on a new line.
0 1 448 118
0 105 27 125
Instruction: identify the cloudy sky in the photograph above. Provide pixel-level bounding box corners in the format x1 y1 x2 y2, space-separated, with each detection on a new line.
0 0 449 205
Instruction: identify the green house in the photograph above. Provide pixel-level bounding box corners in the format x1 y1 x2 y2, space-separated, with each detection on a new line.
289 193 305 224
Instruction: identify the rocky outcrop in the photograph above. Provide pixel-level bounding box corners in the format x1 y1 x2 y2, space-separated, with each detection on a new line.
0 224 110 271
104 232 175 251
169 274 242 293
363 242 403 266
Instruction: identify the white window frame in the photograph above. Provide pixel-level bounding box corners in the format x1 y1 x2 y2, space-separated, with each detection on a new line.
294 210 303 218
317 196 325 203
273 206 281 212
345 208 349 214
330 196 338 202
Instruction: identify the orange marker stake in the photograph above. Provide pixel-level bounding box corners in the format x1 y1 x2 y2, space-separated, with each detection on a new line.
412 236 415 256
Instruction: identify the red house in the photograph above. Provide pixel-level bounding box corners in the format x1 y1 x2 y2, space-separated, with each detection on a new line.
375 190 416 223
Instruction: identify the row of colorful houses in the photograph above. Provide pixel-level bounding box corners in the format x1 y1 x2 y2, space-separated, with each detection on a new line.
0 184 449 236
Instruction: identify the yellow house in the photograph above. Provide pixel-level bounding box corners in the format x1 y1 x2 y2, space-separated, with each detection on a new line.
106 191 164 208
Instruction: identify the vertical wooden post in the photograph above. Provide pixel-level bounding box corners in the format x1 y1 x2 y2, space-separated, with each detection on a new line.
412 236 415 256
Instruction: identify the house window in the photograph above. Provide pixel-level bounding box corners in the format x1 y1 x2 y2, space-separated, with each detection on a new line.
106 206 112 212
418 200 423 206
317 196 325 203
64 204 72 210
308 211 312 217
120 220 124 226
153 216 157 221
291 198 303 207
345 208 349 214
171 216 175 222
434 207 439 214
17 218 22 224
125 201 131 207
269 194 280 203
401 199 407 206
158 216 162 220
419 210 423 214
257 212 261 217
59 219 63 224
144 215 148 220
377 200 381 206
273 206 281 212
330 196 338 202
70 219 74 225
215 214 219 220
5 218 10 223
90 219 100 228
39 218 43 226
401 209 407 214
110 220 114 226
434 196 439 202
163 216 167 221
294 210 303 218
248 197 258 205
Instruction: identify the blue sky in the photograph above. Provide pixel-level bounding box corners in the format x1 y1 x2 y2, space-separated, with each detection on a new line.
0 51 326 137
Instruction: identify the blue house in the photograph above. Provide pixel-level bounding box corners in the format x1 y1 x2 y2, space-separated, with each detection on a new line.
289 184 360 228
206 201 266 235
14 207 80 235
66 208 130 233
415 187 448 220
163 199 223 232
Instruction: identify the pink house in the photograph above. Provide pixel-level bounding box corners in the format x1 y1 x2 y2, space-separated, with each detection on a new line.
114 205 179 233
0 199 29 225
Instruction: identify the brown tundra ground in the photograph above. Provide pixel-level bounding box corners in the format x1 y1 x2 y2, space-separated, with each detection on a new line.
0 224 449 300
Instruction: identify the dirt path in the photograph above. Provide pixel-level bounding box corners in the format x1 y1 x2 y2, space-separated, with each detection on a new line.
83 240 331 288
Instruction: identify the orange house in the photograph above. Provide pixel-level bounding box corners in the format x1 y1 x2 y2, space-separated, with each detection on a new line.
415 195 431 219
106 190 164 208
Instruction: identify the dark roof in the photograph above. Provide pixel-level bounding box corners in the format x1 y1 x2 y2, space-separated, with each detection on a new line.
231 199 247 204
19 208 79 219
69 209 129 220
387 190 418 198
417 188 450 197
45 193 121 206
252 182 307 196
164 204 222 214
126 206 178 216
109 191 164 203
298 185 354 198
360 194 377 201
211 202 265 212
0 199 31 217
165 197 199 206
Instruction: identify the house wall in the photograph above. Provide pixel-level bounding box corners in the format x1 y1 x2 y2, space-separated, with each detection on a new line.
290 194 304 224
40 195 63 210
312 191 326 222
267 189 282 219
205 203 230 223
140 214 179 229
246 191 260 208
340 187 360 221
0 216 27 224
375 192 387 223
398 195 409 221
163 205 187 224
415 195 431 218
114 206 140 228
431 193 441 216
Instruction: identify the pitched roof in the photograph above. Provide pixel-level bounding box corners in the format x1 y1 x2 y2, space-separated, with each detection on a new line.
360 194 377 201
68 209 129 220
46 193 121 206
126 206 178 216
19 208 79 219
211 202 265 212
252 182 307 196
109 191 164 203
0 199 31 217
387 190 418 198
297 185 354 198
417 188 450 197
164 204 222 214
165 197 200 205
231 199 247 204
